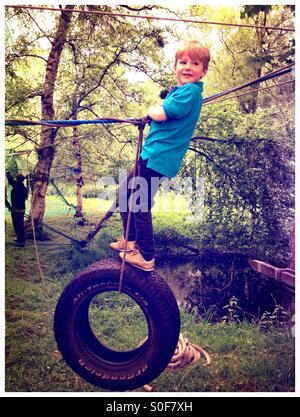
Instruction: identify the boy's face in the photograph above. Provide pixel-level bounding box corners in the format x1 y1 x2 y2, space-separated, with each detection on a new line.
174 53 207 86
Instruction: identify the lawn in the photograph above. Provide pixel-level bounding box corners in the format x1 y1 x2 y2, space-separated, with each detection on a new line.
5 196 295 392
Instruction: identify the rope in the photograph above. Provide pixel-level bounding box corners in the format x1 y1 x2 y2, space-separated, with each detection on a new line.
48 177 76 210
26 149 52 319
5 204 83 245
30 211 50 300
5 5 295 32
29 218 82 244
4 149 33 156
203 64 294 105
166 333 212 370
143 333 212 392
5 125 133 154
5 117 144 127
118 118 147 293
203 78 295 107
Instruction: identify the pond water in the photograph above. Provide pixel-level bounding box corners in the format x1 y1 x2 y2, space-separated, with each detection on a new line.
156 254 294 322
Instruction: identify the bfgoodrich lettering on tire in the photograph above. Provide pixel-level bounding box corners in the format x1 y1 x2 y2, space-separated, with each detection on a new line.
54 258 180 391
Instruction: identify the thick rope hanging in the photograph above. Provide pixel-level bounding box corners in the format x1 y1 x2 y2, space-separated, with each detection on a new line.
119 118 146 293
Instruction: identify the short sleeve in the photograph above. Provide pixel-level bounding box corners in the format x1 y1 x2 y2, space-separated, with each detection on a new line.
162 84 196 120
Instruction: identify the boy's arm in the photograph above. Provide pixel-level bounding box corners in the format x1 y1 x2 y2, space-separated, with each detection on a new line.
147 105 167 122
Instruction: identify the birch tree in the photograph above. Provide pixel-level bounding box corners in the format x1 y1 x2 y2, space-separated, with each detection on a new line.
29 6 75 236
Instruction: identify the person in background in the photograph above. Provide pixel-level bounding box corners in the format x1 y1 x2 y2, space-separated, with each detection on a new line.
6 170 28 246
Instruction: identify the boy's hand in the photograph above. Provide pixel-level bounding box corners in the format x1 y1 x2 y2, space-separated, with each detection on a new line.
145 114 152 124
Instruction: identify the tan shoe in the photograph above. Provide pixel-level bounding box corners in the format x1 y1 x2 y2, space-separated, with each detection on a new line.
109 236 136 252
119 249 155 272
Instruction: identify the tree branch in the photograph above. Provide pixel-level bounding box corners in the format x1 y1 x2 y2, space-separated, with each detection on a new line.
191 135 275 144
24 10 53 45
5 90 43 112
9 53 48 63
188 146 257 208
75 49 123 109
119 5 156 12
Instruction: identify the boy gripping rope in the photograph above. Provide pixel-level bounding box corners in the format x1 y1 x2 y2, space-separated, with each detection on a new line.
110 40 210 271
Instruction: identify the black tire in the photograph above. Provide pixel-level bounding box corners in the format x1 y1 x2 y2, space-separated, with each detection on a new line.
54 258 180 391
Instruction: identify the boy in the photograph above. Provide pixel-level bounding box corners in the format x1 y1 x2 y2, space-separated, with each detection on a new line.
110 40 210 271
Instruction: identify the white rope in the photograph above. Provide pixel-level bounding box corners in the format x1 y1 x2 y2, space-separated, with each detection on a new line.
143 333 212 391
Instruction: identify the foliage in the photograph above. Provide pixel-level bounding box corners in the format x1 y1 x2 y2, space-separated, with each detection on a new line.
259 304 290 331
180 101 294 262
222 296 240 323
189 4 295 113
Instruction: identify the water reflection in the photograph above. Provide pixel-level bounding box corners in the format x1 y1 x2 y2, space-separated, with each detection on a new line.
157 255 294 322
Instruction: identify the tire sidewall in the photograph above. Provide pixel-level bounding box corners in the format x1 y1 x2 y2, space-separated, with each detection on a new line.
54 259 180 390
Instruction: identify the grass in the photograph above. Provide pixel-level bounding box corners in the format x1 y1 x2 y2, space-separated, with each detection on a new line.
89 292 149 351
5 198 295 393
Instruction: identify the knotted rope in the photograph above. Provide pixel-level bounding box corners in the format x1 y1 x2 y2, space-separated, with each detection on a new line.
143 333 212 391
166 333 212 370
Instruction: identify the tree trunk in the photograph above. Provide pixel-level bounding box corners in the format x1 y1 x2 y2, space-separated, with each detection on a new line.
28 6 74 237
72 123 88 225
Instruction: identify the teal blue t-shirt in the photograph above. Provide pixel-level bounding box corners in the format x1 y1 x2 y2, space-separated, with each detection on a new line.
140 81 203 178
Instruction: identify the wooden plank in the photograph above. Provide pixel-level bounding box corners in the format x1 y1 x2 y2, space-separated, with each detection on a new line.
248 259 295 289
280 269 295 289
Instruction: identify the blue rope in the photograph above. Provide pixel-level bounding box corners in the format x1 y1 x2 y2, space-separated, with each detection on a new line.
5 117 143 127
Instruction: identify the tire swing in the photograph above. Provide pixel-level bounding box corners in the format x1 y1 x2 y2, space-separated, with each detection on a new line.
54 258 181 391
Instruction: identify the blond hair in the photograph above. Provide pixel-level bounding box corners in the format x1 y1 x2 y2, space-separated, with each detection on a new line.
175 40 210 72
